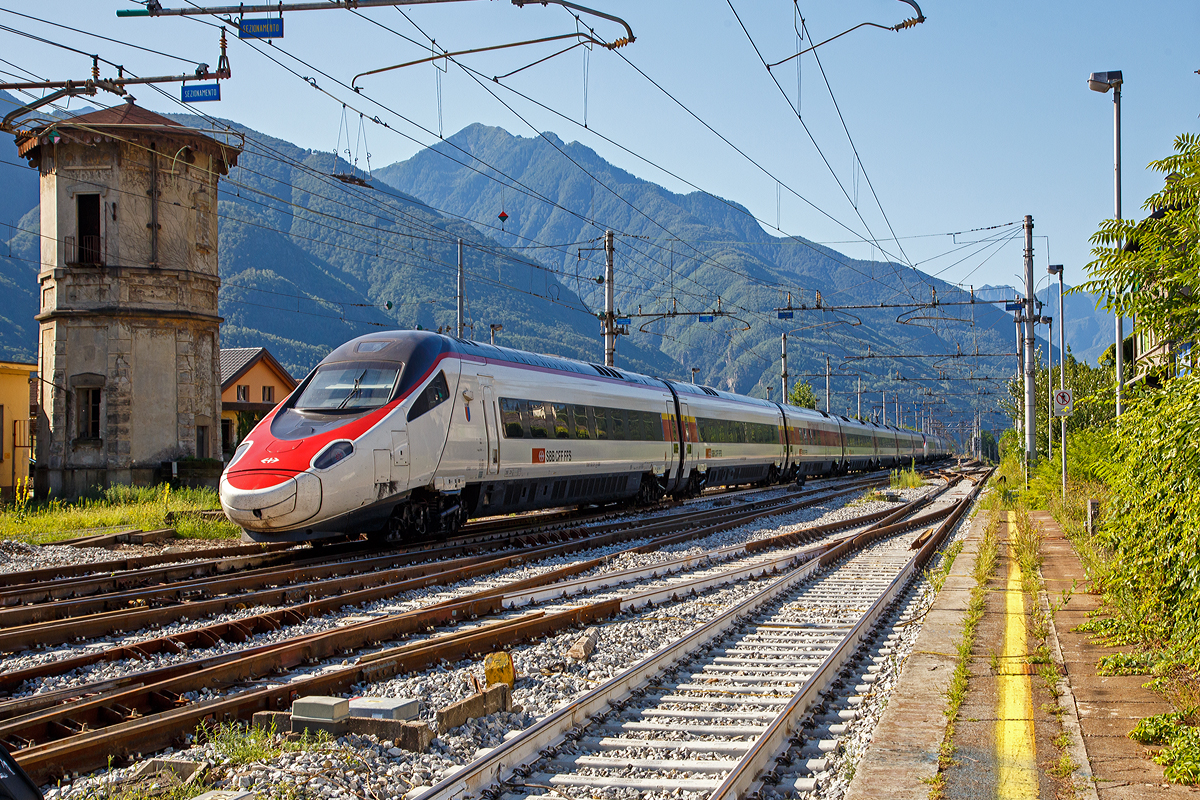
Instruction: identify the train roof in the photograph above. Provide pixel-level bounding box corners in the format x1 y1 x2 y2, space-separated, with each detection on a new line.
324 330 669 390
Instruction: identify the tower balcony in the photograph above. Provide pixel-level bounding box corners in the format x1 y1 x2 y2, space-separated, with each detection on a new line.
64 234 105 267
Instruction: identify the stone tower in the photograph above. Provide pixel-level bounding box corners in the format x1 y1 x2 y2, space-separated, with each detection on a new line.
15 99 240 497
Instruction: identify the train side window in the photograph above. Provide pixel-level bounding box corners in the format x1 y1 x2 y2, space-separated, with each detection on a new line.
500 398 524 438
553 403 571 439
407 371 450 422
593 407 608 440
573 404 592 439
527 401 553 439
611 408 626 441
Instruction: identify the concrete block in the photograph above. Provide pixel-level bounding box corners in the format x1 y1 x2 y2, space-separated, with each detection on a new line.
342 717 434 752
251 710 292 733
291 696 349 721
130 758 205 785
566 627 599 661
290 717 348 737
349 696 418 721
484 682 512 715
436 693 485 734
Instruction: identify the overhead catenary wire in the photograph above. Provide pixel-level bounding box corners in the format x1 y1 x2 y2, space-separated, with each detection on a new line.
0 13 1012 400
725 1 917 302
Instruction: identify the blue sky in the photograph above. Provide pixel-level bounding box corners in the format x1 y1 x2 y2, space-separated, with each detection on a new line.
1 0 1197 298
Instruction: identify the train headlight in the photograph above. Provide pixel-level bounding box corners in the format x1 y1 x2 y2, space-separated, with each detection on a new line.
313 440 354 470
228 440 253 469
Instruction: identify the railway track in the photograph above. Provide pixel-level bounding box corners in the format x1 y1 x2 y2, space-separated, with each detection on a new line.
410 471 987 800
1 464 986 788
0 473 894 657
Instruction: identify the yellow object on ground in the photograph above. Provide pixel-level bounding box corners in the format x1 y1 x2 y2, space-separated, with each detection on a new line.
996 511 1037 798
484 651 515 688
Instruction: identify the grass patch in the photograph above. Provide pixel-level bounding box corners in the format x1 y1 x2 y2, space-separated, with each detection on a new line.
204 719 332 766
59 777 214 800
1 483 239 543
1097 650 1160 676
926 540 964 595
890 462 923 490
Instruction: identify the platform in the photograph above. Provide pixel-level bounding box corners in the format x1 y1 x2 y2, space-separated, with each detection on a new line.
846 505 1195 799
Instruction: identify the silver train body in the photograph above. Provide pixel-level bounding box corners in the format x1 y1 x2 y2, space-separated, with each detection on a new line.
220 332 953 543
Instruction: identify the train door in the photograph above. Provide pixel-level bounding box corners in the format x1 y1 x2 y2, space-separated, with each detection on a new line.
481 377 499 475
664 400 677 484
391 429 410 487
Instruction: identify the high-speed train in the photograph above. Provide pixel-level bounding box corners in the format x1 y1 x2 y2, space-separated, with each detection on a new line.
220 332 952 544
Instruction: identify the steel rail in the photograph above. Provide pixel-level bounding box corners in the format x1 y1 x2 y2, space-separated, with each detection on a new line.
12 600 616 784
0 542 292 589
0 474 857 604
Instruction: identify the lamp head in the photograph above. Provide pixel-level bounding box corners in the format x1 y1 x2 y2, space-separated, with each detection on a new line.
1048 264 1064 275
1088 70 1123 92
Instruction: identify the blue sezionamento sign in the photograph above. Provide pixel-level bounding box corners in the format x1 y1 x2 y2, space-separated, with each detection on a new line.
238 17 284 38
182 83 221 102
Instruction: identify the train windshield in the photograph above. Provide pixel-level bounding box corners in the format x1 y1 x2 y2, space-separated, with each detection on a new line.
294 361 402 412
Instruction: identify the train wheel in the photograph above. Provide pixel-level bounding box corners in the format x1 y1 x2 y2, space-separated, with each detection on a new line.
412 505 430 537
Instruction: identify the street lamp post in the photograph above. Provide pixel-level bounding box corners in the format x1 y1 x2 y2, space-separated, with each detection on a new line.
1089 70 1123 417
1050 264 1067 497
1043 315 1053 460
691 366 700 384
490 323 503 345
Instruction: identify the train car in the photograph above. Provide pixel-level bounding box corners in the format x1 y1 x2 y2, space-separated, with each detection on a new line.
670 382 786 492
875 425 899 469
838 415 878 472
779 405 843 477
220 329 951 545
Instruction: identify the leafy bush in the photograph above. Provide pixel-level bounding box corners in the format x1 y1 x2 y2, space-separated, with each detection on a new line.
1093 374 1200 662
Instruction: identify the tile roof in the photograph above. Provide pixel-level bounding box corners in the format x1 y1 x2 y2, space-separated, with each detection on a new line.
220 347 264 388
59 101 184 129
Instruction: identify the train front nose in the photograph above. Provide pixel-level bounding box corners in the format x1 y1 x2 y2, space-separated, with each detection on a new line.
220 470 323 530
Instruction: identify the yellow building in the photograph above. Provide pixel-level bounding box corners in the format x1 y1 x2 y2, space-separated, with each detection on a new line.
219 348 298 459
0 360 36 501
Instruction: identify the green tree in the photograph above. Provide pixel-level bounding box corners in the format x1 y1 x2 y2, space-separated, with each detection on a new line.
788 380 818 409
1077 132 1200 349
1001 345 1114 461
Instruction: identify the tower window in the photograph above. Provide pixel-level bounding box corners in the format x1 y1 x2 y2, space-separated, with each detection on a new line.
236 384 249 402
76 194 102 265
77 388 101 439
262 385 275 403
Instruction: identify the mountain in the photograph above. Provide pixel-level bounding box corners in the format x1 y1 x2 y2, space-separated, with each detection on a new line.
375 124 1024 428
1 115 1030 438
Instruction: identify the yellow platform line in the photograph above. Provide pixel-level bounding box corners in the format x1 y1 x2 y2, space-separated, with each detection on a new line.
997 510 1037 798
